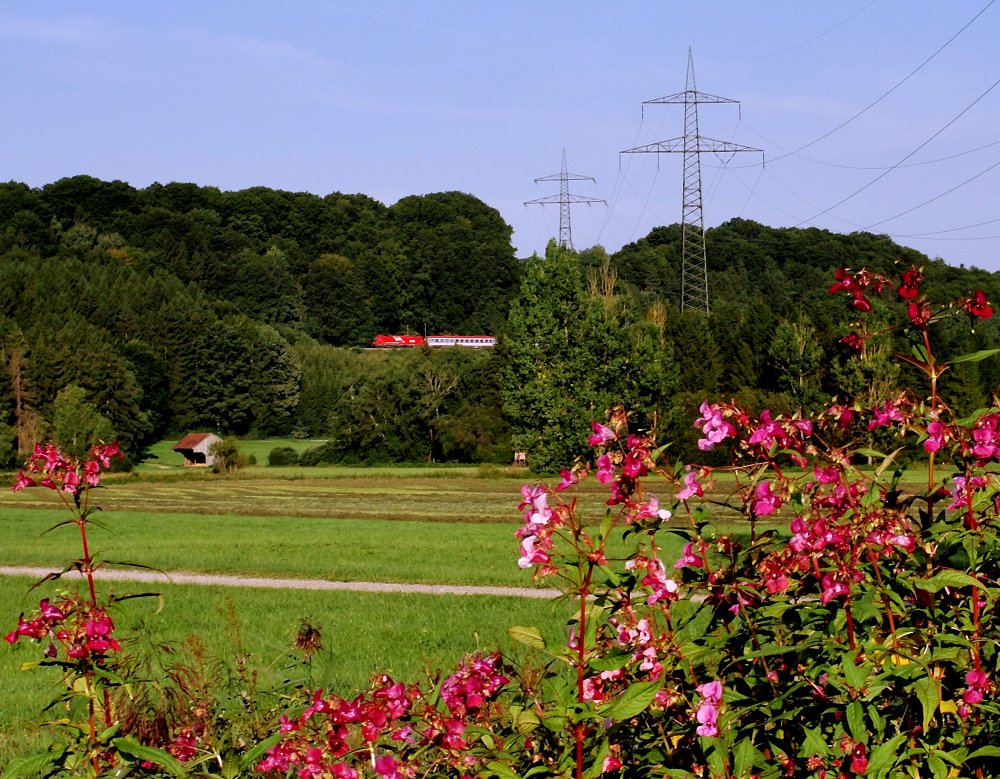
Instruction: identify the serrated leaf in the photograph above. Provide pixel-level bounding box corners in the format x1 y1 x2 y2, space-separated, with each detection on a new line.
841 651 869 690
927 755 948 779
921 569 987 593
1 750 62 779
514 708 541 735
967 745 1000 759
485 761 523 779
221 750 240 779
866 733 906 777
507 625 546 651
855 448 887 459
911 675 939 731
601 680 660 722
799 726 830 758
949 348 1000 365
733 737 756 778
846 700 865 743
112 737 186 776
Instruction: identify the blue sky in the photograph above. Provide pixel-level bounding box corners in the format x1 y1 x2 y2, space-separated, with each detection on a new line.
3 1 999 270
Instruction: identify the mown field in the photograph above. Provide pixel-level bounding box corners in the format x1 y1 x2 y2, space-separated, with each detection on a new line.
0 439 792 765
0 453 689 764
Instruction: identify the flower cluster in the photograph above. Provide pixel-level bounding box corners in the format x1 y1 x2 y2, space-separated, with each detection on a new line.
4 594 122 661
13 441 121 496
830 263 992 344
257 655 509 778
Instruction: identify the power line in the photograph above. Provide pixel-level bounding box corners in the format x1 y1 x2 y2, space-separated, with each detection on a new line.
865 155 1000 230
698 1 880 62
772 0 995 163
794 75 1000 228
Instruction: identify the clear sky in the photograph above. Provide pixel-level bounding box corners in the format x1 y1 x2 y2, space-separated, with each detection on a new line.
3 2 999 270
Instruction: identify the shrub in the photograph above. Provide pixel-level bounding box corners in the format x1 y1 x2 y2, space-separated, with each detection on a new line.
209 436 245 473
267 446 299 466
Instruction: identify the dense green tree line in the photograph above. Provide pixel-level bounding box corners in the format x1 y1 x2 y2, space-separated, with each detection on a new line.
0 176 998 469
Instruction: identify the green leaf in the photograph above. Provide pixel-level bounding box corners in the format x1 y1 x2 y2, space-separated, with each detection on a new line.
866 733 906 777
948 348 1000 364
1 749 63 779
911 675 940 731
921 569 987 593
967 745 1000 759
485 761 523 779
733 737 756 778
927 755 948 779
221 750 240 779
841 651 869 690
507 625 546 651
854 448 887 459
239 731 284 768
846 700 866 743
799 726 830 758
111 737 186 776
601 680 660 721
513 708 541 735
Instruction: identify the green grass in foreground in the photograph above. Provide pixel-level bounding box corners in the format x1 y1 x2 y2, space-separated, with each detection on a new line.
0 574 571 761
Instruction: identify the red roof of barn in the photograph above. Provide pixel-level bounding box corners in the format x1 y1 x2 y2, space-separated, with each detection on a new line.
172 433 215 450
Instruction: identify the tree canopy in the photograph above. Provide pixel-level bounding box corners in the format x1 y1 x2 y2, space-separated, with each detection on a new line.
1 176 998 468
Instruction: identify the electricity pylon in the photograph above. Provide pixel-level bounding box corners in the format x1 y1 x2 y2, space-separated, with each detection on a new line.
525 149 606 250
621 48 761 313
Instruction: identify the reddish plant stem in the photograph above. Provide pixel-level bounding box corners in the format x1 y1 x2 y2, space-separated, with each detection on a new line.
77 519 98 608
845 601 856 652
574 560 594 779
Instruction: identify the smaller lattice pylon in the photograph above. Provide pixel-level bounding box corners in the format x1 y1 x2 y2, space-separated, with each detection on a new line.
525 149 606 250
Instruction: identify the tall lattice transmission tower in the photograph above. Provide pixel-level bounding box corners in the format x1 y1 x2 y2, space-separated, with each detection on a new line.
622 48 761 313
525 149 606 250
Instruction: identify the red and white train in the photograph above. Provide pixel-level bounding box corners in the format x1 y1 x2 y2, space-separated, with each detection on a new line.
371 334 497 348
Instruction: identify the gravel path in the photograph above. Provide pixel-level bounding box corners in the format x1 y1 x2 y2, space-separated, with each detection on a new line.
0 566 560 600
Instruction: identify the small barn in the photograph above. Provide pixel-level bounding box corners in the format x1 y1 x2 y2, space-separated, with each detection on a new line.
172 432 223 467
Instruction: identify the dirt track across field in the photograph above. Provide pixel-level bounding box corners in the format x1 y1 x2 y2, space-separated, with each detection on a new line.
0 566 560 600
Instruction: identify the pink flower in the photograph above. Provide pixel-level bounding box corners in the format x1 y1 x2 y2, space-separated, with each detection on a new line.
90 441 121 468
596 454 615 484
642 559 679 605
820 573 850 605
694 401 735 451
924 421 946 453
83 460 101 487
374 755 401 779
677 469 704 501
61 469 80 495
963 669 989 706
555 468 578 491
588 422 617 447
517 536 549 569
948 475 986 511
694 680 723 737
673 542 702 570
11 471 35 492
751 481 780 516
635 495 671 523
697 680 723 704
867 400 906 431
963 289 993 320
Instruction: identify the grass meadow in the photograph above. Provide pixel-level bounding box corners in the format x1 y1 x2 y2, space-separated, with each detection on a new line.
0 442 790 764
0 454 684 763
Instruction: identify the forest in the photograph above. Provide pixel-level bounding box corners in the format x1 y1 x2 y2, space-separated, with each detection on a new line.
0 174 998 470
